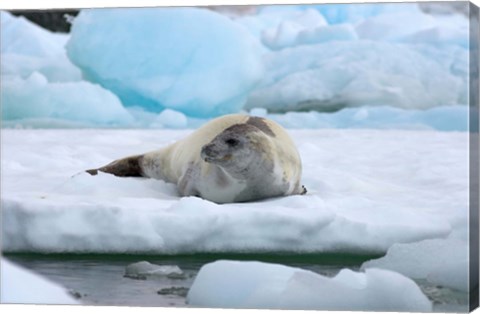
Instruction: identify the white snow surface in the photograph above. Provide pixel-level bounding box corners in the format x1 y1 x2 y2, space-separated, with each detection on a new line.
186 260 432 311
1 128 467 255
0 258 79 305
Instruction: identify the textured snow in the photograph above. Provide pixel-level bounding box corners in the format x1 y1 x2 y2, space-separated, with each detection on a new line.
1 128 467 255
186 260 432 311
66 8 264 117
1 258 79 305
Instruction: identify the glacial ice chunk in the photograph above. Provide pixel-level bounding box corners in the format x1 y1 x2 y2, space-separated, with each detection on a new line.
187 260 432 311
261 9 328 50
66 8 264 117
307 3 420 24
361 238 469 291
1 11 81 82
2 72 134 126
1 11 67 58
246 41 467 112
124 261 184 280
150 109 188 129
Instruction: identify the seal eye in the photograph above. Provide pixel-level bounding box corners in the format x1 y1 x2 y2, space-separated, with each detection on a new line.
225 138 239 147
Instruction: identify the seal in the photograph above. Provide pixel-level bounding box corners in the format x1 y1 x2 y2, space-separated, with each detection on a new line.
86 114 306 203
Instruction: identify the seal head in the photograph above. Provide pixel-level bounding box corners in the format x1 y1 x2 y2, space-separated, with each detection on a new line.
198 123 287 202
201 124 265 174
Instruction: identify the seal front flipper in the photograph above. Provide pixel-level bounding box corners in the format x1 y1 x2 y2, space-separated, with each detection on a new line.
86 155 144 177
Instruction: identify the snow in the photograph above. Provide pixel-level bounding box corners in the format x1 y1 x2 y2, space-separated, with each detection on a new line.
362 238 469 292
1 258 79 305
1 128 467 255
66 8 264 117
124 261 184 280
186 260 432 311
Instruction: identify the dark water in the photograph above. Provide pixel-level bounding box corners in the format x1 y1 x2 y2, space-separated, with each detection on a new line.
4 253 469 311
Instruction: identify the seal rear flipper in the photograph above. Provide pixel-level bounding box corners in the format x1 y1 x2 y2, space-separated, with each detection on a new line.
301 185 307 195
86 155 144 177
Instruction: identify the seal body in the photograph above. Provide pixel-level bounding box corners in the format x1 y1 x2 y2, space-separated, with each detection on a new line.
87 114 306 203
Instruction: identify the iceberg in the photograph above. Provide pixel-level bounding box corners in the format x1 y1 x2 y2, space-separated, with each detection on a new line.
1 11 81 82
1 11 133 127
356 9 469 48
304 3 423 25
260 9 328 50
66 7 264 117
1 6 470 127
242 3 468 113
261 106 469 132
1 11 67 58
186 260 432 311
246 41 467 113
2 72 134 126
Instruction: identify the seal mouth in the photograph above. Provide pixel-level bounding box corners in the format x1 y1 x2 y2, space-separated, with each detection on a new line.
203 154 232 163
221 154 232 161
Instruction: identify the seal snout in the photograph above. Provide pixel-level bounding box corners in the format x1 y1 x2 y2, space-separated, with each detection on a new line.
201 143 220 162
201 143 234 163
